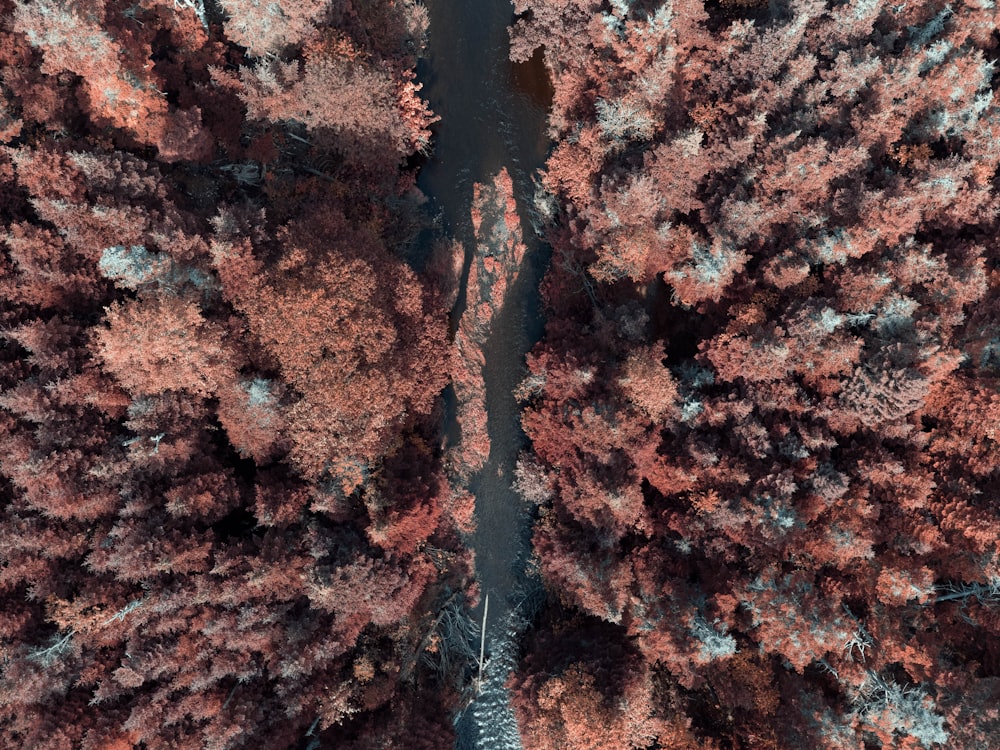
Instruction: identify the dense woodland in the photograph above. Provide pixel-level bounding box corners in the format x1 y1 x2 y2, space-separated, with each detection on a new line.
510 0 1000 747
1 0 1000 748
0 0 468 747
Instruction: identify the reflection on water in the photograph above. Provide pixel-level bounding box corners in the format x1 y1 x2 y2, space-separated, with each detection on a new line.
415 0 552 745
417 0 551 631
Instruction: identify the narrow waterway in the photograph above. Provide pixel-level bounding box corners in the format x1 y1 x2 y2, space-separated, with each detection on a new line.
414 0 552 745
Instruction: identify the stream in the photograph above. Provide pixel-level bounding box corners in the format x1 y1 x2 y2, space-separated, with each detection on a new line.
414 0 552 745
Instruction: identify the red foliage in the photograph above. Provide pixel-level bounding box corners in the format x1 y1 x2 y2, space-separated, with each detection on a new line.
218 0 330 57
12 0 215 161
95 296 239 397
511 617 714 750
0 0 466 747
450 168 527 477
212 214 448 488
513 0 1000 744
216 32 437 157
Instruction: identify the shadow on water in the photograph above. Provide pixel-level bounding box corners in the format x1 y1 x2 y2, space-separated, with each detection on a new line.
414 0 552 738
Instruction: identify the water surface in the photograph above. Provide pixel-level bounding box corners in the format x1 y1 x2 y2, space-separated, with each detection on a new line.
415 0 553 742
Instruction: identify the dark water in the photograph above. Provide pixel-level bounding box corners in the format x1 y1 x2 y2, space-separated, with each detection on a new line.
416 1 551 249
416 0 552 697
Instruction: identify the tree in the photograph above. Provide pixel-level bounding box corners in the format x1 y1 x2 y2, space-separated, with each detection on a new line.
217 0 330 58
94 296 238 398
512 0 1000 743
212 227 448 487
13 0 214 161
216 36 436 156
0 0 466 745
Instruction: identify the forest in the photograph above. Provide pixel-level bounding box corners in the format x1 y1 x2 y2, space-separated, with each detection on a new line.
0 0 999 748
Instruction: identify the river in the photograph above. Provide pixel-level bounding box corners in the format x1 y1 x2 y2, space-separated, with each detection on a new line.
414 0 552 745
